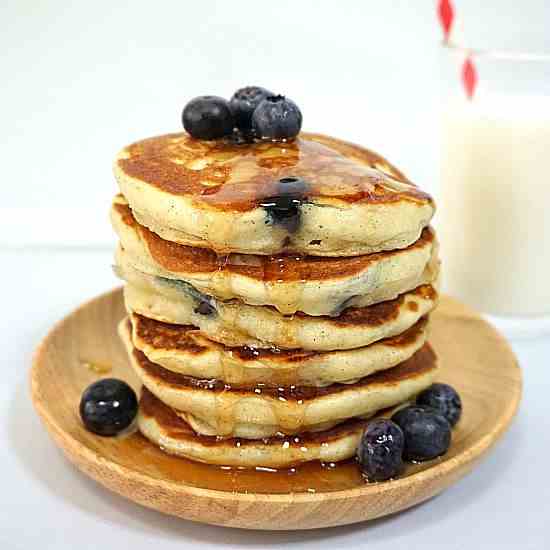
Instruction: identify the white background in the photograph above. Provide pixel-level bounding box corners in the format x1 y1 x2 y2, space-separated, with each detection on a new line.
2 0 549 247
1 2 549 549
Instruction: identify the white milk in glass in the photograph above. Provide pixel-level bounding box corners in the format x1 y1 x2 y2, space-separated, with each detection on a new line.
439 93 550 316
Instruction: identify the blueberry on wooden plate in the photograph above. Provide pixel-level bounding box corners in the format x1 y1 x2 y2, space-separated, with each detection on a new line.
357 419 405 481
392 405 452 462
417 383 462 426
79 378 138 436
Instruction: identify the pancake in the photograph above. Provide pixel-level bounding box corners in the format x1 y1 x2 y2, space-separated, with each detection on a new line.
119 257 438 350
114 132 435 257
128 313 430 387
120 321 438 438
138 388 390 468
111 196 439 316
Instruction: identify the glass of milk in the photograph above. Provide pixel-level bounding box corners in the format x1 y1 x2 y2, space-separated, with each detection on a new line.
438 43 550 337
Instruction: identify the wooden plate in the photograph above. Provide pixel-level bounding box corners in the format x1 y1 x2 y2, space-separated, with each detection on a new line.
30 288 521 530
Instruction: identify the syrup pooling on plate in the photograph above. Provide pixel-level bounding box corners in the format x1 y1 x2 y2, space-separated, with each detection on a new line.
136 389 437 493
117 133 431 212
136 436 367 494
80 359 112 374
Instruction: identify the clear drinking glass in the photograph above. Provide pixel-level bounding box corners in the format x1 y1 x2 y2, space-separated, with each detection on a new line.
438 42 550 337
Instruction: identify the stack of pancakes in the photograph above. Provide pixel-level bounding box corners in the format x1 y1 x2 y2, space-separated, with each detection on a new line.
111 132 440 468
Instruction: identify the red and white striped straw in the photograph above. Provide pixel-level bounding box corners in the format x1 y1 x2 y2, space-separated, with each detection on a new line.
437 0 454 43
437 0 478 99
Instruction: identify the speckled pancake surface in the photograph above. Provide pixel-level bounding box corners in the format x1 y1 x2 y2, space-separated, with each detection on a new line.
111 197 439 316
114 132 435 256
120 320 438 438
118 256 438 350
127 313 429 387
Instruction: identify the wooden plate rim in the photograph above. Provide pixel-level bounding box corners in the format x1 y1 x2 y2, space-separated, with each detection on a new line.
30 287 522 504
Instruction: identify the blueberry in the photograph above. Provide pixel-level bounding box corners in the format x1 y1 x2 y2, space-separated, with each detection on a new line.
391 405 435 427
259 176 308 233
79 378 138 436
391 406 452 461
157 277 217 316
194 300 216 316
357 419 405 481
230 86 273 131
417 383 462 427
182 95 234 140
252 95 302 140
331 294 360 316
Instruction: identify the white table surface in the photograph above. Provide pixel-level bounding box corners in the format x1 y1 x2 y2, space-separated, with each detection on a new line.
1 248 548 550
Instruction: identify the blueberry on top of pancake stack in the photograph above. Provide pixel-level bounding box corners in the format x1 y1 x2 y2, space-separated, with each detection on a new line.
114 90 435 257
110 87 442 472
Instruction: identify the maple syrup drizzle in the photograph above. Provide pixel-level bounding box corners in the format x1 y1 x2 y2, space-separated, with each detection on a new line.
124 260 438 353
137 440 432 495
116 199 434 285
134 391 433 494
80 359 112 374
134 343 435 438
118 133 432 213
132 314 427 388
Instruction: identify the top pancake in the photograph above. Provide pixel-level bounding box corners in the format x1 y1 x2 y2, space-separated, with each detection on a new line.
114 132 435 256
